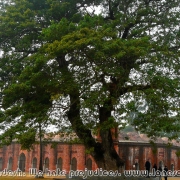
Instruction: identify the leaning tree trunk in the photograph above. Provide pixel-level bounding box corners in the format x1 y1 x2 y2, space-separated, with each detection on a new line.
67 90 124 171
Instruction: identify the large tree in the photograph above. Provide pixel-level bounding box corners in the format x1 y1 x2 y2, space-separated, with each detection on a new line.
0 0 180 170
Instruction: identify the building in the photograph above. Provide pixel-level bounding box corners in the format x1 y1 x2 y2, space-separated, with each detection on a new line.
0 132 180 173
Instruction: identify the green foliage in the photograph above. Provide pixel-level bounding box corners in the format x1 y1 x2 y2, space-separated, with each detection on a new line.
85 147 95 154
149 140 157 155
50 141 58 149
0 0 179 158
17 128 36 150
176 150 180 157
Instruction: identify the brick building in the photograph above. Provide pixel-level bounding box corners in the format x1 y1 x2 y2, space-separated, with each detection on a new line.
0 132 180 173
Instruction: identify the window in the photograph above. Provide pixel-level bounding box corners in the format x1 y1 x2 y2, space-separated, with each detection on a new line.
0 157 3 171
57 157 63 170
86 158 92 170
71 157 77 171
32 157 37 168
44 157 49 172
19 153 26 172
8 157 13 170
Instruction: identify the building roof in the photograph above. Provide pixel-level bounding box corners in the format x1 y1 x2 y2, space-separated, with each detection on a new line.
118 131 180 147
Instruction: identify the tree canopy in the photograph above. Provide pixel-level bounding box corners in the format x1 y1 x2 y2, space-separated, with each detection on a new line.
0 0 180 170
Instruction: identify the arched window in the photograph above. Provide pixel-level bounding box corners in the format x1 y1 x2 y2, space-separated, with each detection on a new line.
44 157 49 171
71 157 77 171
8 157 13 170
0 157 3 171
32 157 37 168
57 157 63 170
19 153 26 172
86 158 92 170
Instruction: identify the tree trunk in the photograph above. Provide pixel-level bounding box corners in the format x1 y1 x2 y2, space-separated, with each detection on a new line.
91 105 124 170
67 91 124 170
39 124 43 172
92 129 124 170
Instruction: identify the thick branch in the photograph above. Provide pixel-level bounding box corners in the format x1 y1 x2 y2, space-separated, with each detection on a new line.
122 23 135 39
67 90 96 148
58 56 96 148
120 84 152 95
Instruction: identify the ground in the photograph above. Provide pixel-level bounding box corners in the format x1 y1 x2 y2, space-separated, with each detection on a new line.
0 176 180 180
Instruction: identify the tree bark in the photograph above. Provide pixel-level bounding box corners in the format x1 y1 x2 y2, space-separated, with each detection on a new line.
39 123 43 172
92 129 124 170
